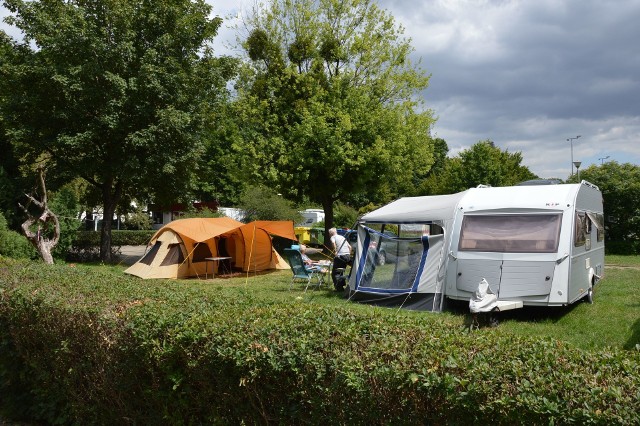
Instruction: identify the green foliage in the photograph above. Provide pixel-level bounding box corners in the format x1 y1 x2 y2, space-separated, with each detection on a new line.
1 0 236 261
0 212 35 259
576 161 640 243
49 185 83 258
235 0 436 228
238 186 302 222
419 140 538 195
178 207 224 219
333 202 358 228
605 240 640 255
67 230 154 262
122 209 153 230
0 259 638 424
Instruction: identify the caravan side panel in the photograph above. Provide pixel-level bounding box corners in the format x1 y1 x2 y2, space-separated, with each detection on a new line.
499 261 555 298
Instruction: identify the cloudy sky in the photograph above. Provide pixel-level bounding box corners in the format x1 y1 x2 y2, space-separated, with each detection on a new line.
3 0 640 179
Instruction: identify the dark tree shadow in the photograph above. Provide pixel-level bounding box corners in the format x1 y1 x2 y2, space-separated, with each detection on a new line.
624 315 640 350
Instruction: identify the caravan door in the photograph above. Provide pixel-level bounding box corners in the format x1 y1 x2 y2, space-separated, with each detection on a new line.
455 213 562 300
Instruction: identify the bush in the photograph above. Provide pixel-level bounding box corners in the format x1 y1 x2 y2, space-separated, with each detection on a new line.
605 240 640 255
0 213 35 259
239 186 302 223
333 202 358 228
0 259 638 425
66 230 155 262
122 210 154 230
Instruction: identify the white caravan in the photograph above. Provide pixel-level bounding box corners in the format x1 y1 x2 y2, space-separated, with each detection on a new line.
347 181 605 312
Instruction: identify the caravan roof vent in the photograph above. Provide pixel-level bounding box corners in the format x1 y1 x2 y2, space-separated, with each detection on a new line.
516 179 562 186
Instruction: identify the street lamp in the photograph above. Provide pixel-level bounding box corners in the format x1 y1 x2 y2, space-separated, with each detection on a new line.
567 135 581 176
598 155 610 165
573 161 582 181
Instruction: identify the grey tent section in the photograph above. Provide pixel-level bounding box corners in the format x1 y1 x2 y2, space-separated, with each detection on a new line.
347 191 468 312
360 192 468 224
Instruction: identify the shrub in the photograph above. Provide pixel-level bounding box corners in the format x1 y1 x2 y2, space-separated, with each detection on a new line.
605 240 640 255
66 230 155 262
0 259 638 425
238 186 302 223
333 202 358 228
0 213 35 259
122 210 154 230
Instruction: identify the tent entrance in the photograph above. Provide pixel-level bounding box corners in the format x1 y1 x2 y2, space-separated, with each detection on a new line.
354 224 443 294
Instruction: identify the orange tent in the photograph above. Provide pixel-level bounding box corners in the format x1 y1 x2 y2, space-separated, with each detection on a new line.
124 218 296 279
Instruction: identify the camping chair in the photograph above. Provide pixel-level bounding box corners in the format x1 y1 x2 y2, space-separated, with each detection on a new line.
283 248 324 291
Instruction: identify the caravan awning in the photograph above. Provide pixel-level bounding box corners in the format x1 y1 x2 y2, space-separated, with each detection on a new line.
361 191 468 223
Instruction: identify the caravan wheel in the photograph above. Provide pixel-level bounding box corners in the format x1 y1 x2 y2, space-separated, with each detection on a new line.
586 284 594 304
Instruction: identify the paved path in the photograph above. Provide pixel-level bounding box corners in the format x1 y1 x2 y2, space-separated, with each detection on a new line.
118 245 147 266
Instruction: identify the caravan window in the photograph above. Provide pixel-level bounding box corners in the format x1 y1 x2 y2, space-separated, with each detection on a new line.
587 212 605 242
459 214 562 253
597 213 605 242
574 212 588 247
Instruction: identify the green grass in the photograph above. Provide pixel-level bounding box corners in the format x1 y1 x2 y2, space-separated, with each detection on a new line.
101 255 639 351
489 264 640 350
606 254 640 267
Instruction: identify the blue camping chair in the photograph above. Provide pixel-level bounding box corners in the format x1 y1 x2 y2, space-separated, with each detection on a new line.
283 248 325 291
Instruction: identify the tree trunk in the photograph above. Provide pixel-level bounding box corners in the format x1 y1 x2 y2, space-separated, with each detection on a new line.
321 196 334 253
99 180 123 262
19 168 60 265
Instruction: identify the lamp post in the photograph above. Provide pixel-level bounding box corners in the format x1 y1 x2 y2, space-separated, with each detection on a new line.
567 135 581 176
598 155 610 165
573 161 582 181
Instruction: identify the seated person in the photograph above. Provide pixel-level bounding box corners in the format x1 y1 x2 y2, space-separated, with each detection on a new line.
299 245 318 270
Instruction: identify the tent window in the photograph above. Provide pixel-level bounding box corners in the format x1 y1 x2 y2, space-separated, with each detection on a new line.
459 214 562 253
358 227 423 291
140 241 162 265
192 242 212 262
161 243 184 266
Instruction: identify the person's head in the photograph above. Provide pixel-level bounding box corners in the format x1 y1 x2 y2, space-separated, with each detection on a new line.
299 244 307 253
329 227 337 236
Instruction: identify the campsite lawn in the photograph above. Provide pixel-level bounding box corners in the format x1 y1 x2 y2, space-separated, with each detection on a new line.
105 254 639 352
490 262 640 350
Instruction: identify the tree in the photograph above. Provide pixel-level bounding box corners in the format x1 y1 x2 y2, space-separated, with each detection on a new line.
18 167 60 264
1 0 236 261
418 140 537 195
576 161 640 243
235 0 435 239
238 186 302 223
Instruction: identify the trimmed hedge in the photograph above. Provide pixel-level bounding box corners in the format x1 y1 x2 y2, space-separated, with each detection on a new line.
0 259 639 425
73 230 155 247
67 230 155 262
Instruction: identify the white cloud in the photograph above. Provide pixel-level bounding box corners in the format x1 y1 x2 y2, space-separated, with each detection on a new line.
3 0 640 180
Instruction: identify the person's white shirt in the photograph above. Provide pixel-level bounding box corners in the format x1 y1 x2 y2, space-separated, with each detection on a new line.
331 233 351 257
